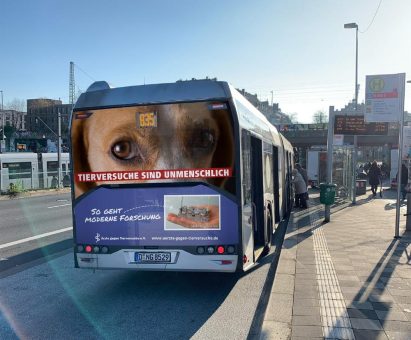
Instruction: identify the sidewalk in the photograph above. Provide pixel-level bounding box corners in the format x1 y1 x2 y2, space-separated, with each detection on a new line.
260 191 411 339
0 187 71 200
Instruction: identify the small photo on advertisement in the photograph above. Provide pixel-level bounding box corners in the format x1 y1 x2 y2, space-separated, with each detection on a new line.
164 195 220 230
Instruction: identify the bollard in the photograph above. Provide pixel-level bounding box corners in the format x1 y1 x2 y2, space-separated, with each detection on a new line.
407 192 411 231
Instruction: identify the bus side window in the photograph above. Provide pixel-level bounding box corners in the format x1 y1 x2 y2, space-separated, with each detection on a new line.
241 130 252 205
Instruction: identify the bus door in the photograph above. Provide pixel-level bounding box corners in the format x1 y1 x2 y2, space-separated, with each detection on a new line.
250 136 265 255
273 146 280 223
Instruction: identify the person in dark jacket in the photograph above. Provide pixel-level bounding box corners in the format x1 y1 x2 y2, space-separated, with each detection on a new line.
368 161 381 197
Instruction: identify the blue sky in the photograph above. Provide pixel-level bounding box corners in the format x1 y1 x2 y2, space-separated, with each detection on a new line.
1 0 410 123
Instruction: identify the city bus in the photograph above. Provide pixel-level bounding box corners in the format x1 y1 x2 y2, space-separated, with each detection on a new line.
70 79 293 272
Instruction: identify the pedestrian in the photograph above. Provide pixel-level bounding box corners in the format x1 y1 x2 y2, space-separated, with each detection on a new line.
398 163 409 200
51 176 58 189
292 169 308 209
295 163 308 187
368 160 382 197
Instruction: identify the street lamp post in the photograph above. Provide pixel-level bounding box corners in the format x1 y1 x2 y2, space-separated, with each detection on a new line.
57 111 62 189
35 114 62 189
344 22 359 204
0 90 5 153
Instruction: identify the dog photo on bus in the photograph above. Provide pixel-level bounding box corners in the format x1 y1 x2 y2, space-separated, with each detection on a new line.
71 102 235 198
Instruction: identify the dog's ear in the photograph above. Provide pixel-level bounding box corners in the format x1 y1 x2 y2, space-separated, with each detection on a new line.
210 110 235 190
71 116 95 198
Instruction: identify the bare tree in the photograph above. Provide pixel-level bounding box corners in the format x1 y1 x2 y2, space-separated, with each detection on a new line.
312 110 328 124
286 112 299 123
6 98 26 112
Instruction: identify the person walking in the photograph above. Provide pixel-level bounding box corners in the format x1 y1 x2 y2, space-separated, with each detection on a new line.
292 169 308 209
368 160 382 197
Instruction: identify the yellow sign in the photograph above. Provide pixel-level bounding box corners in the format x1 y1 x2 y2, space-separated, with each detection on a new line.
369 78 384 92
138 112 157 128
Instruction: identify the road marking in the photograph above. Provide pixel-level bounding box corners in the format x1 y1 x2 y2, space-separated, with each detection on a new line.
47 203 71 209
0 227 73 250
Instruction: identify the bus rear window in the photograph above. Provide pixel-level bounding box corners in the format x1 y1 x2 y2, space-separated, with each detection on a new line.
71 101 235 198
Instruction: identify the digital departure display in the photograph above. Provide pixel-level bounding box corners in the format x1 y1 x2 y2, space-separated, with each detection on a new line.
334 115 388 135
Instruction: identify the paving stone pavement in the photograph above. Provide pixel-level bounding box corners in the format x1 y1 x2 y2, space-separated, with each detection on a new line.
259 191 411 340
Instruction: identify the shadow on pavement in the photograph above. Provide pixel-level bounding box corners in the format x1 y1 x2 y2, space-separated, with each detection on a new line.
0 239 72 278
342 233 411 333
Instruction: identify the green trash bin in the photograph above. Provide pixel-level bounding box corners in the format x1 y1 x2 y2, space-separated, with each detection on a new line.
320 183 337 205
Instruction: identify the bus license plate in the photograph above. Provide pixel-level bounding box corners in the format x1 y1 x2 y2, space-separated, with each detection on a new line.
135 252 171 263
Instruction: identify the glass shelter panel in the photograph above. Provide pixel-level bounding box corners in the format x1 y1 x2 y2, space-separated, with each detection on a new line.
332 146 354 202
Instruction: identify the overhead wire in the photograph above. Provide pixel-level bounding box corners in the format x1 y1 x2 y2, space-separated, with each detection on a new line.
360 0 384 34
73 63 96 82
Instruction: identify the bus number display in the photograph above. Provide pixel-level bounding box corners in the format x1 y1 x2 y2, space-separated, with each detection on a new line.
138 112 157 128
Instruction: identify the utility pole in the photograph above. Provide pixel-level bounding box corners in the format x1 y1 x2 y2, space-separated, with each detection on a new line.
0 90 5 153
270 90 273 106
69 62 75 106
325 106 335 222
352 24 359 204
57 111 62 189
344 22 359 204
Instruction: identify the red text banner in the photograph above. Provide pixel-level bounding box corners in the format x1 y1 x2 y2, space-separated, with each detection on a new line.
76 168 232 182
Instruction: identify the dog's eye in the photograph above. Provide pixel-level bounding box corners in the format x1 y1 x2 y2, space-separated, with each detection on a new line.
111 140 143 161
192 129 216 150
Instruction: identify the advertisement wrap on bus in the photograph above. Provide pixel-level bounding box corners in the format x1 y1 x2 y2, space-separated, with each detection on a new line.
71 100 238 268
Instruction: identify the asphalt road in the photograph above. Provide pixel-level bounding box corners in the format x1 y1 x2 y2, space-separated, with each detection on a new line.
0 192 73 273
0 251 281 340
0 192 286 339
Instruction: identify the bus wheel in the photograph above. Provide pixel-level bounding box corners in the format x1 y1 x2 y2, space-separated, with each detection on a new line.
262 208 273 256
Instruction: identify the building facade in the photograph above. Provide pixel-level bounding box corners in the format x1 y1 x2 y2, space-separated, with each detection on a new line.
26 99 72 142
0 109 26 131
237 89 292 125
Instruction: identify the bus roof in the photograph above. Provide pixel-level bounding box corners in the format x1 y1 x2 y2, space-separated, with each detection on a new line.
74 80 232 110
74 79 287 145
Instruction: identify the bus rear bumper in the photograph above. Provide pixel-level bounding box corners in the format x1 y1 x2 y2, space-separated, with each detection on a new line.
76 249 238 272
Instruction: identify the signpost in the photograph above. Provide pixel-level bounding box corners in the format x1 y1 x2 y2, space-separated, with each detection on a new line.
365 73 406 238
365 74 405 123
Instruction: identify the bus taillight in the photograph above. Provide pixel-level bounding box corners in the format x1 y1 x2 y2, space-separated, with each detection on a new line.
217 246 225 254
227 245 235 254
